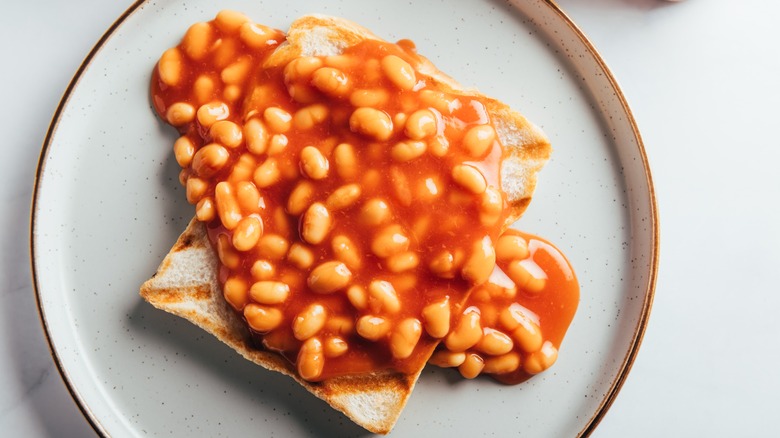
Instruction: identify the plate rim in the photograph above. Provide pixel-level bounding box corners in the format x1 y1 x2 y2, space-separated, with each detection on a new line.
28 1 659 436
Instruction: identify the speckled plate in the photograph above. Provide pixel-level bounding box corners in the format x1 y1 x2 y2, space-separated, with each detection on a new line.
31 0 657 436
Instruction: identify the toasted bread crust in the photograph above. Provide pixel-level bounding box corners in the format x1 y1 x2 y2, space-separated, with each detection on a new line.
141 14 552 434
141 219 418 434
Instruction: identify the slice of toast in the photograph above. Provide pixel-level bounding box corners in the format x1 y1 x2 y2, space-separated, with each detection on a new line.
265 14 551 222
141 14 551 434
141 218 416 433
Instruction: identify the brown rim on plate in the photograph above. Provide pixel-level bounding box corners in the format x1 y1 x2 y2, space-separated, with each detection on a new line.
29 1 658 436
541 0 659 435
29 1 148 436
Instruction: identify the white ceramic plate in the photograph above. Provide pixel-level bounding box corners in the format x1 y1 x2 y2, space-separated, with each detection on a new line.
32 0 657 436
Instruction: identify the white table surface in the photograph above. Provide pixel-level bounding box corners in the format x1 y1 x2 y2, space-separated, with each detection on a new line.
2 0 778 436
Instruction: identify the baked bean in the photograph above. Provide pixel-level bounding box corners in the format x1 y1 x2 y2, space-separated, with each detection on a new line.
286 180 315 215
257 234 289 261
463 124 496 157
239 22 276 49
349 88 389 107
185 177 207 204
389 166 412 206
287 242 314 269
371 224 409 258
326 184 361 210
458 353 485 379
509 320 543 353
444 307 482 352
429 351 466 368
496 234 530 262
181 22 213 60
476 328 514 356
263 107 292 133
483 352 521 375
297 337 325 381
451 164 487 195
166 102 195 126
391 140 427 162
232 216 263 251
323 336 349 358
293 303 327 340
307 261 352 294
223 276 249 311
301 202 332 245
293 104 329 130
253 158 281 188
507 259 547 294
421 297 450 338
386 251 419 273
349 108 393 141
419 90 460 114
243 118 269 154
428 250 457 278
196 101 229 128
250 259 275 280
331 235 362 270
214 9 250 33
333 143 358 180
209 120 243 148
324 54 359 70
299 146 330 180
193 75 215 104
368 280 401 314
223 85 241 102
346 285 368 310
234 181 261 213
287 83 319 104
192 144 229 177
212 37 238 69
390 318 422 359
262 330 297 353
311 67 351 97
393 112 408 131
380 55 416 91
221 57 251 85
158 47 183 87
173 135 195 168
428 135 450 157
404 109 437 140
283 57 323 83
479 186 503 227
243 303 283 333
214 181 242 230
523 341 558 374
356 315 391 341
470 284 492 304
325 316 355 336
462 236 496 285
414 176 443 203
228 153 257 184
216 233 240 269
249 281 289 305
195 197 215 222
267 134 288 156
359 198 391 227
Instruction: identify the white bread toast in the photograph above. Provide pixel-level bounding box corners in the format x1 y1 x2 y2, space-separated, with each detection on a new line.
141 14 551 434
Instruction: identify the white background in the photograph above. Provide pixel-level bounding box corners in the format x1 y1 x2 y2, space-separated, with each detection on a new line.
1 0 778 436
